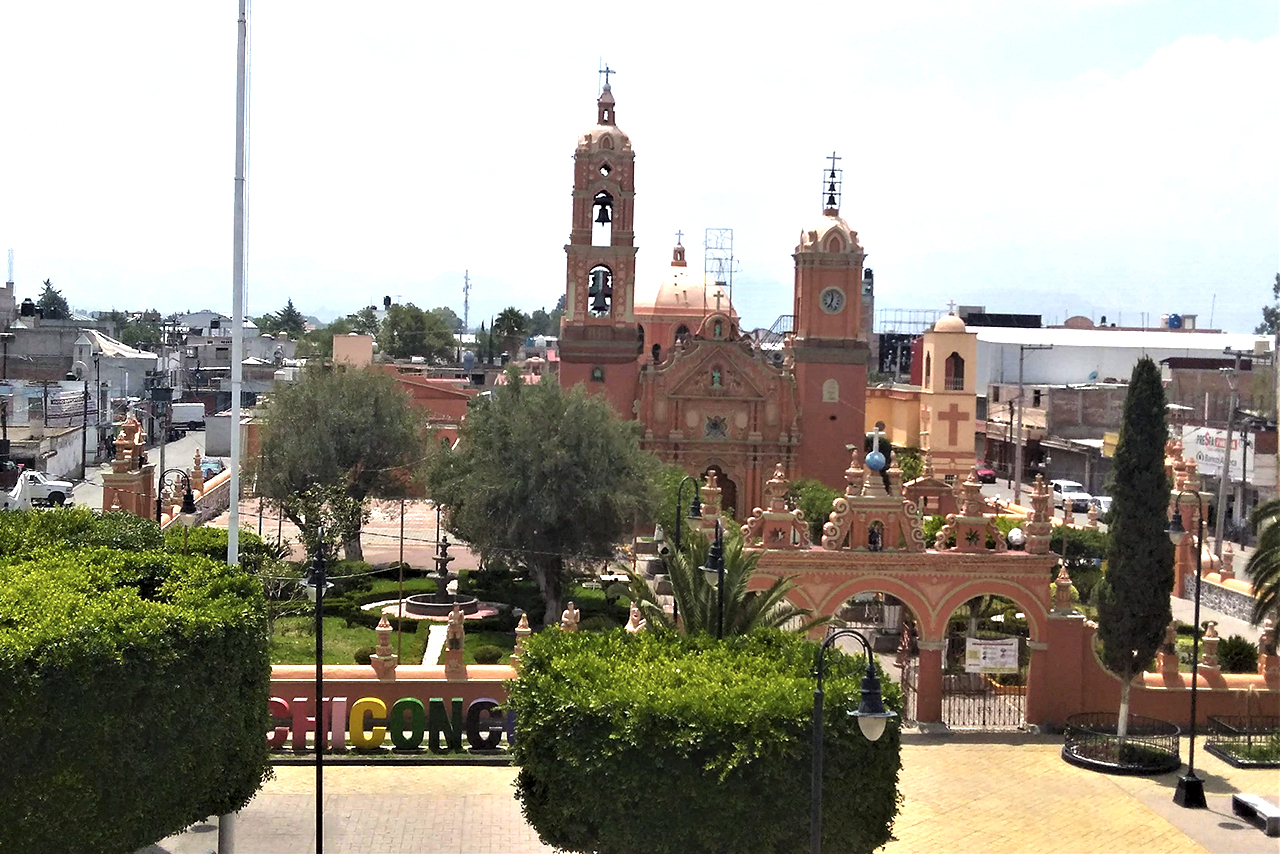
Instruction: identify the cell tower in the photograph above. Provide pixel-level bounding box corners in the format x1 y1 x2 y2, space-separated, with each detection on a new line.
462 269 471 333
6 249 12 284
703 228 735 312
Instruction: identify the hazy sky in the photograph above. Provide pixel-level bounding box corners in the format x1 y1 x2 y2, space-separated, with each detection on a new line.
3 2 1276 333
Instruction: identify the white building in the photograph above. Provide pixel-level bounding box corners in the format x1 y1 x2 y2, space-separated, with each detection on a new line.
975 326 1272 391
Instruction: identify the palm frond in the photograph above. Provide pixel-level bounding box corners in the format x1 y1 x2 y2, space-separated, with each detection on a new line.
1246 498 1280 625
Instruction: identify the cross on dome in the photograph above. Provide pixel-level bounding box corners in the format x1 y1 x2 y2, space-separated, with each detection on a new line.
599 63 616 90
823 151 843 213
675 229 683 245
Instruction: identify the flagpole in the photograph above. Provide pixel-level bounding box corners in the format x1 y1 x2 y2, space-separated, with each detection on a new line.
228 0 250 572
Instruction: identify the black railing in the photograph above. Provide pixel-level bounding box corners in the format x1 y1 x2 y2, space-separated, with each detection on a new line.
1062 713 1181 775
1204 716 1280 768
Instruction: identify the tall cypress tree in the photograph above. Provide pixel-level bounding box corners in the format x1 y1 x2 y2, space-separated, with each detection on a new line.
1095 356 1174 737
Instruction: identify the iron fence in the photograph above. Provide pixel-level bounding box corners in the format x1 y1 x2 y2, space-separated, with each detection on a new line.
1204 715 1280 768
1062 712 1181 775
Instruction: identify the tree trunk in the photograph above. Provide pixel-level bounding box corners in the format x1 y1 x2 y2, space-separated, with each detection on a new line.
533 558 565 628
343 534 363 562
1117 674 1132 741
340 499 365 562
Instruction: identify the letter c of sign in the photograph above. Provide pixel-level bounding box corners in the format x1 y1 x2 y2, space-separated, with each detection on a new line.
349 697 388 749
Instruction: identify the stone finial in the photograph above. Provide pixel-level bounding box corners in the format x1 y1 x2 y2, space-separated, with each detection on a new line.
764 462 789 511
699 473 723 517
844 447 864 496
1220 543 1235 580
625 602 647 634
1261 618 1277 656
370 614 400 681
560 601 580 632
1053 563 1074 612
1158 620 1180 676
1200 620 1220 670
923 454 935 479
1062 500 1074 527
1086 503 1098 529
511 612 532 665
1163 621 1178 652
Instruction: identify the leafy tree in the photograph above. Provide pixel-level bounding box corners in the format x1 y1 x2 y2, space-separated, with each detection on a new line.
627 529 825 636
271 299 307 339
427 370 658 624
1243 498 1280 627
1253 273 1280 336
1094 356 1173 739
36 279 69 320
493 306 530 356
430 305 464 332
651 462 698 544
119 317 161 351
528 307 553 337
255 364 431 560
379 303 456 361
788 478 838 542
347 306 382 337
549 293 566 334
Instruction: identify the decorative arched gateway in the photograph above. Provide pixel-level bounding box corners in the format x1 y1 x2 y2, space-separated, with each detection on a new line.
742 452 1059 729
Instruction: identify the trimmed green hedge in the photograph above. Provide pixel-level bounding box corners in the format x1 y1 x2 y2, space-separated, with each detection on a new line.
508 629 901 854
0 510 271 854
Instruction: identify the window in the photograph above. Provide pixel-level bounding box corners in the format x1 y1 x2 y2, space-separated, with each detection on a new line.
991 386 1000 403
713 320 723 339
591 366 605 382
705 416 728 438
1032 389 1042 407
868 521 884 552
675 325 690 345
651 343 661 363
924 353 932 388
944 352 965 391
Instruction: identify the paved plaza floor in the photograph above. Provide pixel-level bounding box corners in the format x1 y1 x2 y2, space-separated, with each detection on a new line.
143 734 1279 854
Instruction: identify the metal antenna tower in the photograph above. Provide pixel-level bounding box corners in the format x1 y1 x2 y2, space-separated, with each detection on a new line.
703 228 735 312
462 270 471 332
6 249 12 283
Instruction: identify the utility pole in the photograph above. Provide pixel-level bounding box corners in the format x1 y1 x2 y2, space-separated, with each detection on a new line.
80 380 88 480
1013 344 1053 506
1213 348 1250 558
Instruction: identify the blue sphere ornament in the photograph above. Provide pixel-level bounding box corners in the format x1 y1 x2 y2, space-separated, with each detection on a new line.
865 450 886 471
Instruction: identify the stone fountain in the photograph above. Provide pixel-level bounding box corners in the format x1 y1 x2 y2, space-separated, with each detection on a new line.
404 535 480 617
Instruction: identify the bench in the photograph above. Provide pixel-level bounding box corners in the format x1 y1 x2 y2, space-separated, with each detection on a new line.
1232 793 1280 837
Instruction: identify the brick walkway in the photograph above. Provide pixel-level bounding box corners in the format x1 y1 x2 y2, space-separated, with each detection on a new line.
144 737 1279 854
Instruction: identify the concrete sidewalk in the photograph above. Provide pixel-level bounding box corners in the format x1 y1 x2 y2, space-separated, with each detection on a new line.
142 736 1280 854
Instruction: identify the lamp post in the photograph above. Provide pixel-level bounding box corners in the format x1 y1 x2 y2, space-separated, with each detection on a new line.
302 531 332 853
158 468 198 550
671 475 701 626
1167 496 1207 809
811 627 897 854
700 520 726 638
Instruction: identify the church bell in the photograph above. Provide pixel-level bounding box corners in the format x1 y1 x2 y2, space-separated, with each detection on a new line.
595 204 612 224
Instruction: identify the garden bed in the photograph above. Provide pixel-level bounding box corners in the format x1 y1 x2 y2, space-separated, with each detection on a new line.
1204 716 1280 768
1061 712 1181 775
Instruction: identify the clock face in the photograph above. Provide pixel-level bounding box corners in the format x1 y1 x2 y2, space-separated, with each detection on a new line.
819 287 845 314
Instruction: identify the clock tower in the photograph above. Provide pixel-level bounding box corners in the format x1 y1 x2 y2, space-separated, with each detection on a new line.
791 153 871 489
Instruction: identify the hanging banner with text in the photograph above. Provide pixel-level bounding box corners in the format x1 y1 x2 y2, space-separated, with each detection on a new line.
1182 426 1253 482
964 637 1019 674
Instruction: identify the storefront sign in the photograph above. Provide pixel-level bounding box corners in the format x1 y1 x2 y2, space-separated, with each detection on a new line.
269 694 512 754
964 637 1019 674
1182 426 1252 481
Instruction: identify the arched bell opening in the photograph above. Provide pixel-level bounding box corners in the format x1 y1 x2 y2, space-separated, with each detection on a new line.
592 191 613 246
587 265 614 317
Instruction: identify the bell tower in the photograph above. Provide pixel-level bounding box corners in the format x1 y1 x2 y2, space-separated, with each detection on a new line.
791 152 871 489
559 67 642 416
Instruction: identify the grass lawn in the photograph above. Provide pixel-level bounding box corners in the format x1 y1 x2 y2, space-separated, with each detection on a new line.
434 630 517 665
271 615 427 665
358 576 437 599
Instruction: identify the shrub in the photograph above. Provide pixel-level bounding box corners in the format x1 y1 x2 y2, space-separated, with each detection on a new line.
576 614 618 633
1217 635 1259 674
0 545 271 853
508 629 901 854
473 644 505 664
353 645 377 665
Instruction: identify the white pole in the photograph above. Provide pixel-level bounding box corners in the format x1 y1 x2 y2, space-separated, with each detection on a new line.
228 0 250 569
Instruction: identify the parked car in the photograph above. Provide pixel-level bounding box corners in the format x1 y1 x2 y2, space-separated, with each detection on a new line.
200 457 226 480
1049 479 1092 512
21 470 74 506
1089 495 1112 518
974 462 997 483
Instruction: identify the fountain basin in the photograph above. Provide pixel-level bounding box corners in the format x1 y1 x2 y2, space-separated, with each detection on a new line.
403 593 480 618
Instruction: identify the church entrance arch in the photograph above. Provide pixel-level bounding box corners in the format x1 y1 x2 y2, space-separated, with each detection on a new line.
830 588 923 725
936 591 1032 730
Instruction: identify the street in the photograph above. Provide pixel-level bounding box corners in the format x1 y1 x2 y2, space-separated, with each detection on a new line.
71 429 215 514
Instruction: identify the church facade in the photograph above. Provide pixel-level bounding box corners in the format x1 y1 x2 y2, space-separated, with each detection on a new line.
557 82 874 519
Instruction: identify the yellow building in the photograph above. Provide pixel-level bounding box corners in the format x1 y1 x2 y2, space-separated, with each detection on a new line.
919 313 978 480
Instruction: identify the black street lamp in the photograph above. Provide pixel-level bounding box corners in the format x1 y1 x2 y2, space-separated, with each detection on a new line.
1167 495 1207 809
811 628 897 854
700 520 726 638
673 475 702 553
302 532 333 853
157 469 198 553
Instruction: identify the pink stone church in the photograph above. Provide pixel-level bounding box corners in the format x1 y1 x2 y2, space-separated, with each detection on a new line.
557 80 880 518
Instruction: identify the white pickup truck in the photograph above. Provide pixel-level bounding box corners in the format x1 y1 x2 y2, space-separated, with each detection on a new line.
20 471 74 506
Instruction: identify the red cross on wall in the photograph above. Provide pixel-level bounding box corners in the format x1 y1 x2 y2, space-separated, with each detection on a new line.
937 403 971 445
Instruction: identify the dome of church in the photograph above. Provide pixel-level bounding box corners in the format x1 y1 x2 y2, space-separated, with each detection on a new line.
636 259 738 320
934 313 966 333
796 212 862 255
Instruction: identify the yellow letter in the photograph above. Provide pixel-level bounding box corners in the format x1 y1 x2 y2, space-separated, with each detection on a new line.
348 697 387 749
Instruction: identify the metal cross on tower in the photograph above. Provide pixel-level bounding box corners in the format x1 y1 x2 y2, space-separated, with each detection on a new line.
675 229 683 245
823 151 842 212
599 63 615 90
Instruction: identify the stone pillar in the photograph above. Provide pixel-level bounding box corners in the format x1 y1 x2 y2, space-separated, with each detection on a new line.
1199 621 1220 672
915 641 945 727
1053 564 1074 614
1038 613 1088 727
370 615 399 682
1157 621 1180 677
1023 640 1052 728
1219 544 1235 581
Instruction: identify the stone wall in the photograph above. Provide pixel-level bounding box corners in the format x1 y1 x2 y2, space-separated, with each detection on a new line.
1184 573 1257 623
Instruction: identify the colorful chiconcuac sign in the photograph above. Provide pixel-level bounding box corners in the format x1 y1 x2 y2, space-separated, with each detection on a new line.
270 694 512 753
